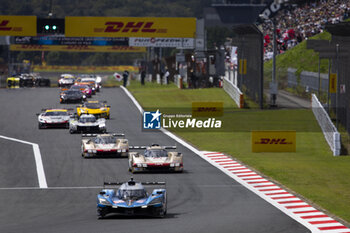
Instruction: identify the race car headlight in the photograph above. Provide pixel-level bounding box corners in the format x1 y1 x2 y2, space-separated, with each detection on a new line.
175 163 180 167
101 108 107 111
82 95 86 99
136 163 142 167
142 163 147 168
92 87 95 91
88 149 97 153
98 198 111 205
122 149 126 152
170 163 175 167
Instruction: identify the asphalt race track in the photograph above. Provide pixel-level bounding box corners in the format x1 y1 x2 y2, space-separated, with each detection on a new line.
0 87 310 233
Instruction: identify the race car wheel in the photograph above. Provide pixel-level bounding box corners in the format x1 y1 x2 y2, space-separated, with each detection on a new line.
131 166 136 174
38 123 43 129
69 129 74 134
97 208 106 219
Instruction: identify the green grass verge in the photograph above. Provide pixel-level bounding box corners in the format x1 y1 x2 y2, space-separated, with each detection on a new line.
127 81 350 224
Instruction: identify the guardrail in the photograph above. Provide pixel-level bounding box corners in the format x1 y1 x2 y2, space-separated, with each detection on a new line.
223 73 244 108
311 94 341 156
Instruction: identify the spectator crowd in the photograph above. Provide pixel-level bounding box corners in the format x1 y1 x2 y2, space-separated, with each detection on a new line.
262 0 350 60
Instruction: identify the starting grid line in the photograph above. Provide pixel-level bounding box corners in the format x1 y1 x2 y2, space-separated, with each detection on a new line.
201 151 350 233
0 135 47 189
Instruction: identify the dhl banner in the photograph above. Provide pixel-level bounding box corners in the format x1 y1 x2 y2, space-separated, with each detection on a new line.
10 44 146 53
65 17 196 38
251 131 296 152
192 102 223 117
0 15 36 36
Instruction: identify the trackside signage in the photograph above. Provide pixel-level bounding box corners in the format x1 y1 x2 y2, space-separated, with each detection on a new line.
65 17 196 38
143 109 222 130
10 44 146 53
192 102 223 117
251 131 296 152
0 15 36 36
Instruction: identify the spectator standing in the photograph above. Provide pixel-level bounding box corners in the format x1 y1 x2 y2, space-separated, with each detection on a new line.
141 70 146 85
164 69 170 85
122 70 129 87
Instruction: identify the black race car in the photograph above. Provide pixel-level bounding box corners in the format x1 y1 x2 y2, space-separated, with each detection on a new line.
60 89 86 104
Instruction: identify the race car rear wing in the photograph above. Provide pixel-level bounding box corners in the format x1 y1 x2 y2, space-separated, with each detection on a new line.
37 108 74 115
103 181 166 186
129 145 176 150
82 133 125 138
40 108 74 112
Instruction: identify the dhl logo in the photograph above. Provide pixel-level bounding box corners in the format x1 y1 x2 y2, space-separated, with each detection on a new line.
255 138 292 145
94 22 167 34
17 45 47 49
0 20 22 31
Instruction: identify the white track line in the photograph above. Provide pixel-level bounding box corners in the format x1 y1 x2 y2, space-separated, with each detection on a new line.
0 135 48 189
121 86 350 233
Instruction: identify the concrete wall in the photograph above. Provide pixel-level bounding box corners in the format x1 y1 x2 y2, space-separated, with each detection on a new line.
287 68 328 92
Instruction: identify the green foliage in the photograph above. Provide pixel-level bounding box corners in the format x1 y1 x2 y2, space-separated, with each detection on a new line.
0 0 211 17
264 31 332 84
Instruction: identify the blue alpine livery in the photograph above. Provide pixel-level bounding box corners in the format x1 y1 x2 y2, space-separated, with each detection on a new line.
97 178 167 218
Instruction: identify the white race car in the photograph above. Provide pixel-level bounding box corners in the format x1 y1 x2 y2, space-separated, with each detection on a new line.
81 133 129 158
128 144 183 173
37 108 72 129
58 74 75 88
69 114 106 134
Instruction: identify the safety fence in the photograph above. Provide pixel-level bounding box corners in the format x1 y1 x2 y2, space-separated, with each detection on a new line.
223 72 244 108
311 94 341 156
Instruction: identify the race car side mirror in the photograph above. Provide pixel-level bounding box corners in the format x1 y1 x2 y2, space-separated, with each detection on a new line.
107 106 111 108
99 191 106 195
36 113 40 116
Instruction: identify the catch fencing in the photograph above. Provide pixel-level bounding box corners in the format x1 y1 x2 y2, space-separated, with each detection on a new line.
311 94 341 156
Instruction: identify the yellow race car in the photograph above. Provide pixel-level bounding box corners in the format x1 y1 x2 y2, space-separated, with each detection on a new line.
77 100 110 119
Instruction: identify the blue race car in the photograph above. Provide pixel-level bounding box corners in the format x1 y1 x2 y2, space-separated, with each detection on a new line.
97 178 167 218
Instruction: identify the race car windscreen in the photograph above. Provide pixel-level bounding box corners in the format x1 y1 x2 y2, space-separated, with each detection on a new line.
65 90 81 96
144 149 168 158
117 189 147 200
85 103 103 109
79 117 96 123
94 136 116 144
44 111 68 116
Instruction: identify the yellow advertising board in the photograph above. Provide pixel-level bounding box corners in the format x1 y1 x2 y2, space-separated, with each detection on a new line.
192 102 223 117
329 73 337 93
10 44 146 53
239 59 247 75
65 17 196 38
251 131 296 152
0 15 36 36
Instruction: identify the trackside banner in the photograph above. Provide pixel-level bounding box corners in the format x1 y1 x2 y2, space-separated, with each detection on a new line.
10 44 146 53
0 15 36 36
65 17 196 38
251 131 296 152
